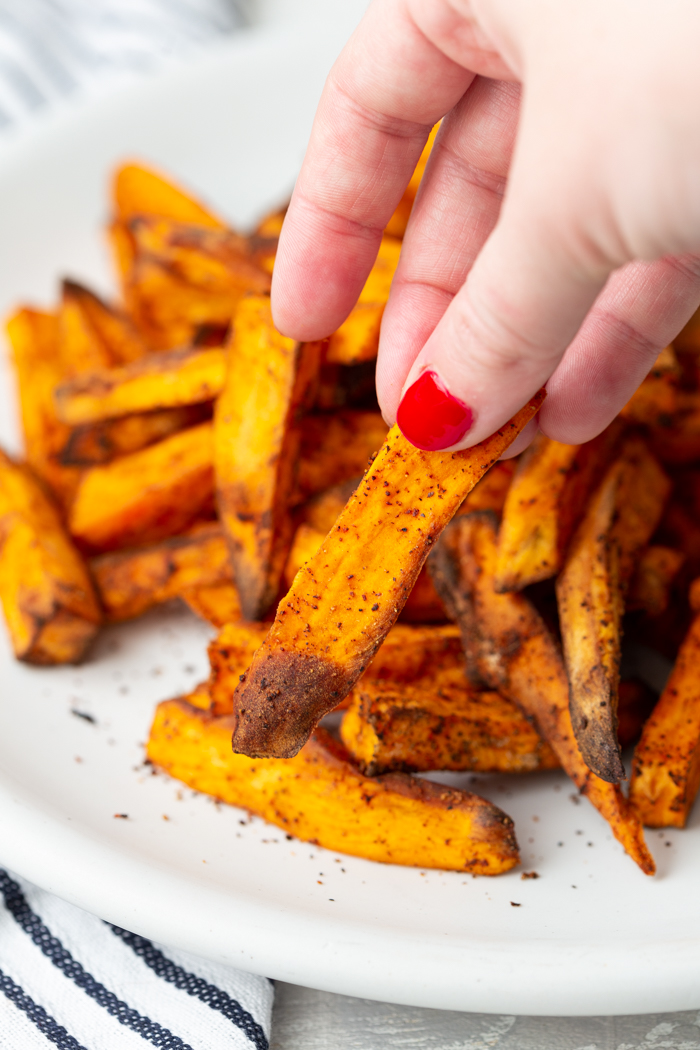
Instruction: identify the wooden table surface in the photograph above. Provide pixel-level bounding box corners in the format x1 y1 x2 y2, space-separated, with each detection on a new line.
270 983 700 1050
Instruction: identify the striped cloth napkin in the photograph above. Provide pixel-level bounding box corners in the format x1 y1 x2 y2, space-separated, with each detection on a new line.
0 868 273 1049
0 0 244 132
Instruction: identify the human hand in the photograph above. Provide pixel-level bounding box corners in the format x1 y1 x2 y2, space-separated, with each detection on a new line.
271 0 700 453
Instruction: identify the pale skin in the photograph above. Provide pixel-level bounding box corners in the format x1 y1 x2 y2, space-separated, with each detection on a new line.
271 0 700 454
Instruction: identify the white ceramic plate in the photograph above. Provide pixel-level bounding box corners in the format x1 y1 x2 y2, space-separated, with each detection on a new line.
0 24 699 1019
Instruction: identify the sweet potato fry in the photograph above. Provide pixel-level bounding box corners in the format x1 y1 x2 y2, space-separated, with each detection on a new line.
124 257 245 351
215 296 322 619
181 582 242 628
147 695 519 874
208 621 272 715
91 521 231 622
627 545 685 617
55 346 226 426
295 411 389 502
556 437 670 782
0 452 101 663
58 405 211 466
620 345 680 427
129 217 270 297
363 623 462 681
646 390 700 465
494 423 623 592
314 361 378 412
459 459 515 517
5 307 79 506
297 479 360 533
113 162 225 228
427 512 655 874
325 303 384 366
341 673 559 775
58 280 147 377
630 588 700 827
69 421 215 553
231 392 544 759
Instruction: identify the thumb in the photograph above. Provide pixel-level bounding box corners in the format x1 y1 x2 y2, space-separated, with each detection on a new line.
390 171 610 451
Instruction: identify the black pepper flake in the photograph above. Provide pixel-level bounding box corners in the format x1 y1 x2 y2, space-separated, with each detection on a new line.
510 901 521 907
371 603 379 611
71 709 96 724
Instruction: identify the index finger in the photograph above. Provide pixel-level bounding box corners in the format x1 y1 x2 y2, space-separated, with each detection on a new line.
271 0 474 341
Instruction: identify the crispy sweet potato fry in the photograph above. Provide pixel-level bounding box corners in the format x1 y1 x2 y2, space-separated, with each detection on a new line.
5 307 80 506
129 217 270 297
494 423 623 592
341 673 559 775
113 162 225 228
630 590 700 827
69 421 214 553
58 281 147 377
556 437 670 782
363 623 462 681
91 521 231 622
323 235 401 365
55 346 226 426
148 695 519 873
58 404 211 466
231 392 544 759
460 459 515 517
627 545 685 617
124 257 245 351
181 582 242 628
326 303 384 366
297 479 360 533
208 621 272 715
428 512 655 874
646 390 700 465
296 411 389 502
215 296 322 619
0 453 101 663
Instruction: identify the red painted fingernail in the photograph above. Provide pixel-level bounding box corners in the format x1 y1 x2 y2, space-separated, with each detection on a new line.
396 370 474 451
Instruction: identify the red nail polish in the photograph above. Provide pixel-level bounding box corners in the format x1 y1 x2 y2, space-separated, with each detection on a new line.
396 370 474 451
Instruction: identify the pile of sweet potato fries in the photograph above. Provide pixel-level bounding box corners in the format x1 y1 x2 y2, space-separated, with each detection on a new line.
3 130 700 877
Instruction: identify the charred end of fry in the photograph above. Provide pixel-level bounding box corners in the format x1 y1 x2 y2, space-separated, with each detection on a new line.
232 648 349 758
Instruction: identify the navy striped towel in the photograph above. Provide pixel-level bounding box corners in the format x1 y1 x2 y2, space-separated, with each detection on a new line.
0 868 273 1049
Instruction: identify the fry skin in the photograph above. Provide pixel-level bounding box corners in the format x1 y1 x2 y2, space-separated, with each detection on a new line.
55 346 226 426
215 296 322 619
0 453 101 663
91 521 231 622
556 437 670 782
630 589 700 827
231 392 544 759
147 696 520 874
341 673 559 776
428 512 655 874
69 421 215 553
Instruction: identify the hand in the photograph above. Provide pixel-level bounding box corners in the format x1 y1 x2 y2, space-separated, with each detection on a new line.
270 0 700 453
